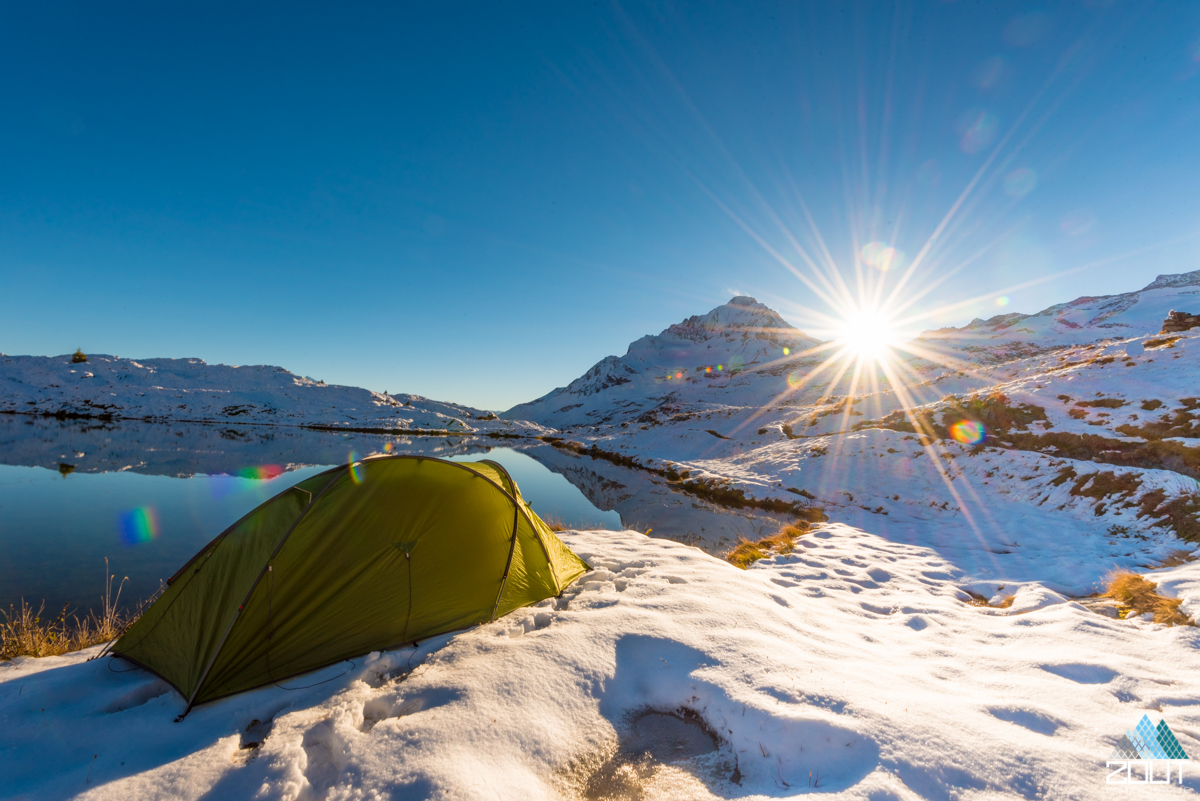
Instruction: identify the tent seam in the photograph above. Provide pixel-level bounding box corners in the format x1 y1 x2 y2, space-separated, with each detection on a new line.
181 466 349 715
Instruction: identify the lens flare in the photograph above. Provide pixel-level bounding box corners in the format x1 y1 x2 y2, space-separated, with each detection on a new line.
860 242 900 271
383 442 395 453
119 506 160 546
1060 210 1095 236
1003 168 1037 197
973 56 1005 89
348 451 365 484
787 371 804 388
995 296 1010 307
957 110 998 154
234 464 284 480
950 420 986 445
782 347 790 356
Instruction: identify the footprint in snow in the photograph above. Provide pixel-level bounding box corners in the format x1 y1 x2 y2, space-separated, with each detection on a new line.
988 707 1065 736
1040 663 1118 684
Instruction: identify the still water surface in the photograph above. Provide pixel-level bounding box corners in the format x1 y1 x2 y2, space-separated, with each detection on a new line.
0 415 788 614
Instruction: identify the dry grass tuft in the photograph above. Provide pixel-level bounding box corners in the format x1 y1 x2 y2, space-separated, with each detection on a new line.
962 589 1015 609
726 522 811 569
1105 572 1193 626
539 513 570 532
1157 549 1197 568
1 560 138 660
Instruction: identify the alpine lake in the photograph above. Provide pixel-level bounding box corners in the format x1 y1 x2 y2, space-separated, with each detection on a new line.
0 414 793 615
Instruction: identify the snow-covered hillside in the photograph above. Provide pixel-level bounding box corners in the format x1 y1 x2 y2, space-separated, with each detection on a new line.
504 296 823 428
6 272 1200 799
916 269 1200 363
0 354 546 436
4 528 1199 799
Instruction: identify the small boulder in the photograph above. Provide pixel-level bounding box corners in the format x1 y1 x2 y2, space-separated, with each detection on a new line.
1161 310 1200 333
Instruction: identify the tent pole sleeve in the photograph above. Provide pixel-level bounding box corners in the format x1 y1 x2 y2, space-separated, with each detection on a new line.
165 474 335 585
489 461 522 622
479 458 551 564
181 466 349 717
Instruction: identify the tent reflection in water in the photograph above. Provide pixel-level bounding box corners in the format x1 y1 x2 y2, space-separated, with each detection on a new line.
111 455 590 715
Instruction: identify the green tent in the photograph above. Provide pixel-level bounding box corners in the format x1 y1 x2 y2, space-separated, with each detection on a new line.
111 455 589 714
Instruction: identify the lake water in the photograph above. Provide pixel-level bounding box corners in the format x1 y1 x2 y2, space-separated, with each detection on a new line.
0 415 793 614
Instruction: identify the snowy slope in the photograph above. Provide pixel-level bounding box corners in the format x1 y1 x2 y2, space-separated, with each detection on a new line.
0 354 546 436
504 296 823 428
3 528 1198 800
504 272 1200 436
6 274 1200 800
915 269 1200 363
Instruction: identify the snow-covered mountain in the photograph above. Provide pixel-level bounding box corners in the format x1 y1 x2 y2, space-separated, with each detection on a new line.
6 274 1200 800
915 269 1200 363
504 296 824 428
508 271 1200 432
0 354 546 435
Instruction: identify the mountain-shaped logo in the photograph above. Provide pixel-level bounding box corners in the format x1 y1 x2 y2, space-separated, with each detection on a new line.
1106 714 1190 785
1111 714 1190 760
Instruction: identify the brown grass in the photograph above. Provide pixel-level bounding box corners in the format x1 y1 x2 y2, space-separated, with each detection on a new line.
539 513 570 532
862 392 1047 440
1137 491 1200 542
1075 398 1127 408
1157 549 1197 568
726 522 811 569
963 589 1015 608
1 560 138 660
1104 572 1193 626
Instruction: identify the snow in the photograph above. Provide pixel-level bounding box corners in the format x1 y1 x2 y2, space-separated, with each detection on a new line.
5 271 1200 798
4 528 1199 799
504 296 824 428
0 354 547 436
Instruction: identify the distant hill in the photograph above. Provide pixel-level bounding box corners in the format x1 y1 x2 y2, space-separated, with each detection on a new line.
0 354 545 435
914 269 1200 363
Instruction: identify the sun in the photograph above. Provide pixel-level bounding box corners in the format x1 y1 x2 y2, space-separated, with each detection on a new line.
835 313 898 362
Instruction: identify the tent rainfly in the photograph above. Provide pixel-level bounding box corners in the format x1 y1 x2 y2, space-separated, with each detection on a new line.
111 455 589 715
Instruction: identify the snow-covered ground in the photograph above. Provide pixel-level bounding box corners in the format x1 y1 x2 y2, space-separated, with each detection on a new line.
0 354 547 436
5 270 1200 799
4 528 1199 800
507 270 1200 594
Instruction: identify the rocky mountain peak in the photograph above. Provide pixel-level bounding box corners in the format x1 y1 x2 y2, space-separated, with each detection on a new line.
728 295 762 307
1144 270 1200 291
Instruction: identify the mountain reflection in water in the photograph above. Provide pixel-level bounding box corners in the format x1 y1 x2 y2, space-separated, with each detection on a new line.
0 415 792 613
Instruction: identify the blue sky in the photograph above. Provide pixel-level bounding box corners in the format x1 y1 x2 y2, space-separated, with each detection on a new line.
2 2 1199 410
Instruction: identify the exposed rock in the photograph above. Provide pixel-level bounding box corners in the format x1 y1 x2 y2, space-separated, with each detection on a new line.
1161 310 1200 334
